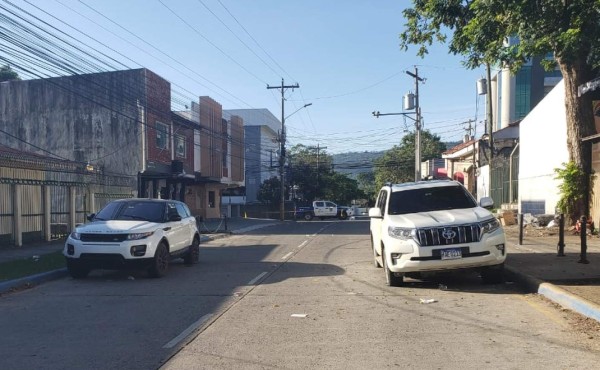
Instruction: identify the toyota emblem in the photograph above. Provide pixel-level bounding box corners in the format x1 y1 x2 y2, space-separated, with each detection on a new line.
441 228 456 240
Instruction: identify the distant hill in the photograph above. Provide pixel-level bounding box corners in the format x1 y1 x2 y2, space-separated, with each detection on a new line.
332 151 384 178
333 141 461 178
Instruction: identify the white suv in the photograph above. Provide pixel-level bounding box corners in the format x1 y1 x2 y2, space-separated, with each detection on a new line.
369 180 506 286
64 199 201 278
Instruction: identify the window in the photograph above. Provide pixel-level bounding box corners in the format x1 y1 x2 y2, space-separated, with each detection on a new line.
156 122 169 149
377 190 387 214
175 135 186 158
175 203 188 218
515 66 532 119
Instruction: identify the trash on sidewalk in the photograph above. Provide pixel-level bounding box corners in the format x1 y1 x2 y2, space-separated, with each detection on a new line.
32 255 40 262
291 313 308 318
438 284 448 291
420 298 437 304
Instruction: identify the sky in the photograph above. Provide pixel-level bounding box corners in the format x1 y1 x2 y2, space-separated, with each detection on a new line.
2 0 488 154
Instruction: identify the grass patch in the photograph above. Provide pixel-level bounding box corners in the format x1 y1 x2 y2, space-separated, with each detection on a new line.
0 251 65 282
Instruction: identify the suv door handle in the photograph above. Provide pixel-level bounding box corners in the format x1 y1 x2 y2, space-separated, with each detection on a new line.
163 227 171 231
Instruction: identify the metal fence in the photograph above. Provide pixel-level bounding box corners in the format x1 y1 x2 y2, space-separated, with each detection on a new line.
490 154 519 207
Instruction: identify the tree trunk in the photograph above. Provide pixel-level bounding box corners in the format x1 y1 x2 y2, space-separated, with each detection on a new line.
558 58 595 223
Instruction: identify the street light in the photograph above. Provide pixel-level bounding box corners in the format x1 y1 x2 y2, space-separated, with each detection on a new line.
279 102 312 221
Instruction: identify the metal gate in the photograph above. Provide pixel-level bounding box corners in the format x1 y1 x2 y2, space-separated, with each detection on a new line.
21 184 44 243
0 183 13 244
490 153 519 207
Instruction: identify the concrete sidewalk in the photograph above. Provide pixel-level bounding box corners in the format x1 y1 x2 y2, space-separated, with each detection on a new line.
0 217 280 294
504 225 600 322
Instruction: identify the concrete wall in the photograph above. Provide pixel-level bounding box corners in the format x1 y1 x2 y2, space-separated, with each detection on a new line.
229 115 244 183
0 69 173 180
518 80 567 214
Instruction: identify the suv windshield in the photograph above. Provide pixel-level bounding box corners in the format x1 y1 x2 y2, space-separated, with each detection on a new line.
94 201 166 223
388 185 477 215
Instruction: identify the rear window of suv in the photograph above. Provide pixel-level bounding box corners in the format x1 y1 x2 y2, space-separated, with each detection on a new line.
388 185 477 215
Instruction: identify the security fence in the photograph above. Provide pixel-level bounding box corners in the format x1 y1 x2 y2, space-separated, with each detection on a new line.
0 152 135 247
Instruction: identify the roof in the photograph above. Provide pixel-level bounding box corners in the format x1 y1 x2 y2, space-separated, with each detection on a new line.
492 121 520 140
387 179 461 192
442 139 475 155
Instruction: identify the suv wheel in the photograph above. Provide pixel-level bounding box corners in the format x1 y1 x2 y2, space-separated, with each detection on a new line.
149 242 169 278
338 210 348 220
184 237 200 265
304 212 313 221
382 246 403 286
66 259 90 279
481 264 505 284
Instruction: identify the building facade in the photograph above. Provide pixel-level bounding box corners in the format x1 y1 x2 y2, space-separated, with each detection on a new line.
223 108 280 203
0 69 244 226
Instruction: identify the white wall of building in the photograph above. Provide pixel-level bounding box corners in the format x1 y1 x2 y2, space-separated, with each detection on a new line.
518 80 567 214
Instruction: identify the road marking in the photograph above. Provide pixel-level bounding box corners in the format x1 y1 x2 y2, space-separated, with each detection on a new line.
247 271 268 285
297 240 308 248
163 314 213 349
282 252 294 260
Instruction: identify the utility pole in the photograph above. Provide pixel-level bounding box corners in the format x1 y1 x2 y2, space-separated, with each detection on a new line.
267 79 299 221
308 144 327 198
373 67 425 182
406 67 425 181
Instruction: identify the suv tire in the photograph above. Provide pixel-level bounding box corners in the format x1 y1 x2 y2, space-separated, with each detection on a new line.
303 212 313 221
184 237 200 265
338 210 348 220
148 242 169 278
382 246 403 286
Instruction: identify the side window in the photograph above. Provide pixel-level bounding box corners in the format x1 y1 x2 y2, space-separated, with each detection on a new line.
175 203 188 218
325 202 336 207
315 201 324 207
167 203 179 219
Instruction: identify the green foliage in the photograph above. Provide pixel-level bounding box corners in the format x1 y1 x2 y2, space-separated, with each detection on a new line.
257 176 281 205
357 171 377 205
400 0 600 72
554 162 595 223
373 130 446 190
0 65 20 82
0 251 64 282
288 144 364 205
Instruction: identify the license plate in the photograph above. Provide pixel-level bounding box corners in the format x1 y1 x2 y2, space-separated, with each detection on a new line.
440 248 462 260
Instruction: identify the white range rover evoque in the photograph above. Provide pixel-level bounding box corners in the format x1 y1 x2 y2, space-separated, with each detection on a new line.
369 180 506 286
64 199 201 279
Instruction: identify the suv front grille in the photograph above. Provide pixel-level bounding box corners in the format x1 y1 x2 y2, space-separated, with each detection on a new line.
80 234 128 243
416 224 481 246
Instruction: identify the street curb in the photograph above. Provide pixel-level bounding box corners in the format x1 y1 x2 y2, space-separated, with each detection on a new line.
0 268 68 295
506 265 600 323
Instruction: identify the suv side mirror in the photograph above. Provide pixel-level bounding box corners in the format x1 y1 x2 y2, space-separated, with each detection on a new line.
368 208 383 218
87 213 96 222
479 197 494 210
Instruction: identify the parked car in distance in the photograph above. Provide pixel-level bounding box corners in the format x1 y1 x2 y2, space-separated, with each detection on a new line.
63 199 201 278
295 200 351 221
369 180 506 286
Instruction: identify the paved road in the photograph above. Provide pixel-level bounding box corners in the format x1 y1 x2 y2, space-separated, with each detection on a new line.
2 220 600 369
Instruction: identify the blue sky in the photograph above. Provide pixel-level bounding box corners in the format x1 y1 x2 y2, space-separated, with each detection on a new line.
5 0 487 153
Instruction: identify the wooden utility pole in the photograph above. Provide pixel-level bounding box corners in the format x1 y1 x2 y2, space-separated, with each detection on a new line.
267 79 299 221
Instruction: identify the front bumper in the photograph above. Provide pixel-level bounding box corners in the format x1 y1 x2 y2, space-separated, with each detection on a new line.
63 236 158 262
383 230 506 273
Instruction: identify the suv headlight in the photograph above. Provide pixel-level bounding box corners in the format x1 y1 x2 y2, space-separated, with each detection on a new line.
388 226 416 240
69 231 81 240
127 231 154 240
481 218 501 235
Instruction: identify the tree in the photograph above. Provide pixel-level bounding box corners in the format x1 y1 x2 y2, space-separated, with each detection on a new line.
288 144 364 205
0 65 20 82
357 171 377 205
373 130 445 190
400 0 600 220
257 176 281 205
